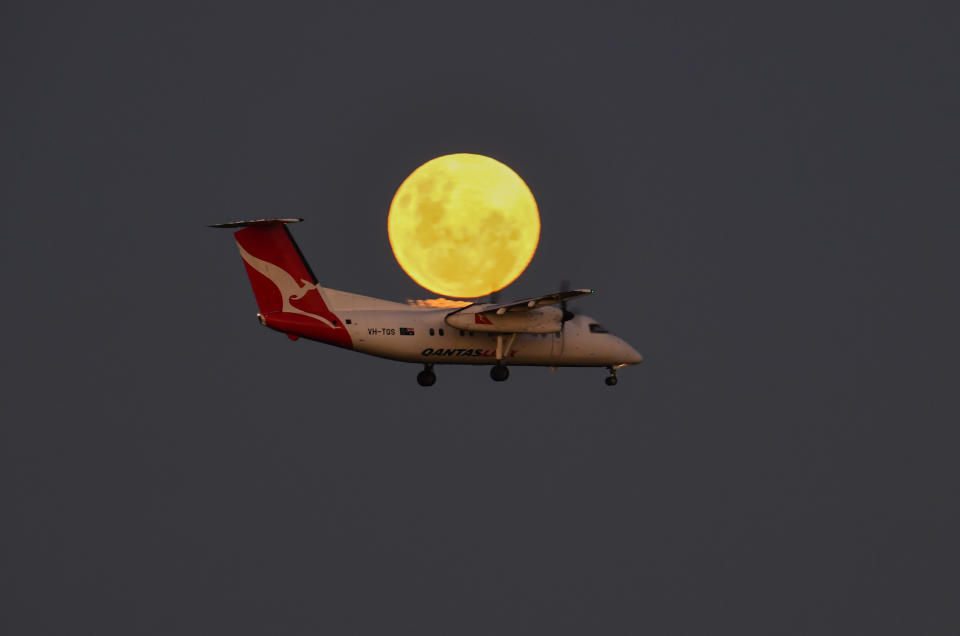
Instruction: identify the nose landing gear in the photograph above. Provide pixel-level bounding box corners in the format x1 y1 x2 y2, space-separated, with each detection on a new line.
417 364 436 387
605 367 618 386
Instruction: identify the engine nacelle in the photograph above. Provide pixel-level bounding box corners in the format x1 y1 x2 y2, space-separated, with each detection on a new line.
445 305 563 333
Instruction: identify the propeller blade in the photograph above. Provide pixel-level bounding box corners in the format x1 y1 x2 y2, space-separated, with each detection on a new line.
559 280 574 324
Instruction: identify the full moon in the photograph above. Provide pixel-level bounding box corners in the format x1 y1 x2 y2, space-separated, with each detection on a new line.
388 153 540 298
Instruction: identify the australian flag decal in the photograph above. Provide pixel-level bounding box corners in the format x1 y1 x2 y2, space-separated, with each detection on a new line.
399 327 415 336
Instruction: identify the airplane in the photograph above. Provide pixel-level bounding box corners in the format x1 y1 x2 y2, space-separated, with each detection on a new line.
210 218 644 386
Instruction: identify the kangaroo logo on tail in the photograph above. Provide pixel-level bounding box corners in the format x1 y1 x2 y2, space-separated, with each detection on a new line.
236 243 339 329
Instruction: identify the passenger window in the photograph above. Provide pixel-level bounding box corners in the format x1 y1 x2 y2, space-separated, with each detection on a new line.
439 328 444 336
429 328 435 336
589 323 609 334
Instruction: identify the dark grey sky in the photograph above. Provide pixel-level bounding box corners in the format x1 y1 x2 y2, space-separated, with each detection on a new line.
2 1 958 634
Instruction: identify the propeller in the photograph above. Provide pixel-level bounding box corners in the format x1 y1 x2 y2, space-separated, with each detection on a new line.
559 279 575 325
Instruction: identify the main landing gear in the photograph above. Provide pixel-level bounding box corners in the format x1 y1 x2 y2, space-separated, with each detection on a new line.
417 364 436 387
605 367 618 386
489 332 515 382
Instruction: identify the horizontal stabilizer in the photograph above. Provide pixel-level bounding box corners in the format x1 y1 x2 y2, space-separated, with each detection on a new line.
208 218 303 228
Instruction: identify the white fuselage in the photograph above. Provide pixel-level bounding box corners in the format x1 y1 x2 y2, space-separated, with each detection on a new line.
337 307 643 367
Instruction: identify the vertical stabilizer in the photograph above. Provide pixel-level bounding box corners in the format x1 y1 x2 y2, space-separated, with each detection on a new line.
210 219 352 347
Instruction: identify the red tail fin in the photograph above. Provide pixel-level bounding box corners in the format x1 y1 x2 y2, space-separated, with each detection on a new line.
211 219 351 347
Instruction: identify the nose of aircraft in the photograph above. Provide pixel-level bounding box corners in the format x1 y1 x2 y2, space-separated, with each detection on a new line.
614 337 644 364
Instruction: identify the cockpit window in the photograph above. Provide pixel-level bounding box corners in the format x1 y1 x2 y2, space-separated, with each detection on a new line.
589 323 608 334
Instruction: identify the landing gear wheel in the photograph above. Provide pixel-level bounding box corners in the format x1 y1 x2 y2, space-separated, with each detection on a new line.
417 366 436 387
605 375 618 386
490 365 510 382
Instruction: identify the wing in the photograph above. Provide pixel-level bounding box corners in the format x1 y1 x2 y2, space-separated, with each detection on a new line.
444 289 595 333
472 288 594 315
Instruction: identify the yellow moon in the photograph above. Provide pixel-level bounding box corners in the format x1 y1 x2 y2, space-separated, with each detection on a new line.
388 153 540 298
